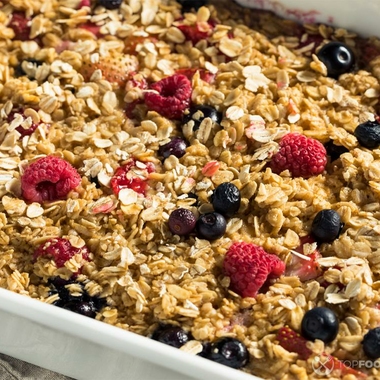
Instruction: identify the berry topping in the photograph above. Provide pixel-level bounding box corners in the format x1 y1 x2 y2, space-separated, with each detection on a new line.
9 12 31 41
324 140 349 161
177 0 206 12
196 212 226 240
316 41 355 79
311 209 343 243
144 74 192 119
97 0 123 9
21 156 81 203
223 242 285 298
285 236 322 281
182 105 222 135
277 326 312 360
354 120 380 149
63 300 97 318
34 238 90 268
363 327 380 359
211 182 241 218
152 324 190 348
158 137 187 159
110 159 155 196
168 208 197 236
7 109 42 138
270 133 327 178
301 307 339 343
80 55 138 87
177 22 212 45
208 337 249 369
176 68 215 84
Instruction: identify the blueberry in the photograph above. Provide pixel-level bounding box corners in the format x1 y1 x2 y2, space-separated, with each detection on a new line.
198 342 212 358
90 175 101 188
182 105 222 135
211 182 241 218
152 324 190 348
301 307 339 343
14 59 43 78
63 300 97 318
196 212 226 240
324 140 349 161
311 209 343 243
316 41 355 78
177 0 206 12
97 0 122 9
354 120 380 149
208 337 249 369
168 208 197 236
158 137 187 159
363 327 380 359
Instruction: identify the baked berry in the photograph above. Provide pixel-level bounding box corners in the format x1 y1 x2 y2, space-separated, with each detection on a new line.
301 307 339 343
270 133 327 178
97 0 123 9
21 156 81 203
9 12 31 40
177 0 206 12
145 74 192 119
224 242 285 298
34 238 90 268
208 337 249 369
196 212 226 240
152 324 190 348
211 182 241 218
168 208 197 236
354 120 380 149
7 109 42 138
158 137 187 159
316 41 355 78
110 159 155 196
324 140 349 161
311 209 343 243
63 300 97 318
363 327 380 359
198 342 212 358
182 105 222 134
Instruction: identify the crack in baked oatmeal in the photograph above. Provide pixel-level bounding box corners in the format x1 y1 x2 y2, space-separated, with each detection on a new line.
1 0 380 378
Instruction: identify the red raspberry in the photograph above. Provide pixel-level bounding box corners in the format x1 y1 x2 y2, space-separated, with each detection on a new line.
9 12 31 41
276 326 312 360
223 242 285 298
144 74 192 119
21 156 81 203
110 159 155 195
78 22 102 38
270 133 327 178
177 22 213 44
8 109 42 138
34 238 90 268
176 68 216 84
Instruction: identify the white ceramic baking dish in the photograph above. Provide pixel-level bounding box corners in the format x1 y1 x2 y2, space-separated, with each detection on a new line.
2 1 380 380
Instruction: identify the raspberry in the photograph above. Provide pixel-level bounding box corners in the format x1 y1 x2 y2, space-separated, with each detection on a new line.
176 68 216 84
144 74 192 119
223 242 285 298
270 133 327 178
177 22 213 44
8 109 42 138
34 238 90 268
9 12 31 41
110 159 155 195
21 156 81 203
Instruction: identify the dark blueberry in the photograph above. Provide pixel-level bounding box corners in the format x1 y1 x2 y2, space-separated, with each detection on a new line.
62 300 97 318
97 0 123 9
152 324 190 348
168 208 197 236
187 192 199 205
90 176 101 188
324 140 349 161
311 209 343 243
196 212 226 240
363 327 380 359
211 182 241 218
301 307 339 343
316 41 355 79
158 137 187 159
177 0 206 12
208 337 249 369
182 105 222 133
14 59 43 78
354 120 380 149
198 342 212 358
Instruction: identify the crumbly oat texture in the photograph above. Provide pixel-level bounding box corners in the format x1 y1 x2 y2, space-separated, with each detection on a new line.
1 0 380 379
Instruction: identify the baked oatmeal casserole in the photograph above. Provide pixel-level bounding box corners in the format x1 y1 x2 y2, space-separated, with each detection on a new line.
1 0 380 378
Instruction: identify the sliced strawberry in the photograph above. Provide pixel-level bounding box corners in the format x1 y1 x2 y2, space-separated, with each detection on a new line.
285 236 322 281
78 22 102 38
81 54 138 87
277 326 312 360
176 68 215 83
